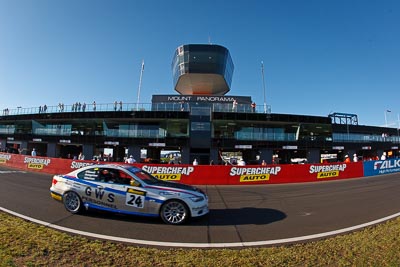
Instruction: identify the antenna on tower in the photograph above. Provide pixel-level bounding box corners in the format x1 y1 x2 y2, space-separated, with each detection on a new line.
136 59 144 111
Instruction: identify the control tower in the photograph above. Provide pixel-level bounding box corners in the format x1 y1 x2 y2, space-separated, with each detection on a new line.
172 44 234 96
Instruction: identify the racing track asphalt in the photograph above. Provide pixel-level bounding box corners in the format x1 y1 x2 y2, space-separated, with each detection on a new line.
1 165 400 248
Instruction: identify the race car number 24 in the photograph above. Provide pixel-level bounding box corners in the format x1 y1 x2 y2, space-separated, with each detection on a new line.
125 193 145 209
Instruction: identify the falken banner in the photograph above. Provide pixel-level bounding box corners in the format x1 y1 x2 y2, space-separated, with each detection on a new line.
363 159 400 176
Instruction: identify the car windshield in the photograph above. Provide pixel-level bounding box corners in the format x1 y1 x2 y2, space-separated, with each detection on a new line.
125 166 160 185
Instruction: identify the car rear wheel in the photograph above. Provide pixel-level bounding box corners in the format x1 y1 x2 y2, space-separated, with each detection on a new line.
160 200 189 225
63 191 82 214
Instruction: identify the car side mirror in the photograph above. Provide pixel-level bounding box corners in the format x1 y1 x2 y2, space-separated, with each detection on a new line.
130 180 140 187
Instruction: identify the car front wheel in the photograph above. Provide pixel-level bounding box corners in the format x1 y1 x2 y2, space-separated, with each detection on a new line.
160 200 189 225
63 191 82 214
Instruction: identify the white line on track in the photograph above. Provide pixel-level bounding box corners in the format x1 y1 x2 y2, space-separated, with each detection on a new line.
1 206 400 248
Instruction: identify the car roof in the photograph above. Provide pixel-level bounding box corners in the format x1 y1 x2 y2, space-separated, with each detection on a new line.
72 163 142 174
97 163 140 170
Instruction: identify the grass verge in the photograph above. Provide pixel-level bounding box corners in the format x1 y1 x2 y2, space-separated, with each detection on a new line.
1 211 400 266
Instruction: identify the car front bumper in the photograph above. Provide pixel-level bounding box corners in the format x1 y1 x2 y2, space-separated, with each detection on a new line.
190 201 209 217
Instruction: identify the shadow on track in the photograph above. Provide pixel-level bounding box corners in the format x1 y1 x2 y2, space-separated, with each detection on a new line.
192 207 286 226
79 207 286 226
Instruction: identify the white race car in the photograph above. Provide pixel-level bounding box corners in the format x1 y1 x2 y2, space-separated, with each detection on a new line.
50 164 208 225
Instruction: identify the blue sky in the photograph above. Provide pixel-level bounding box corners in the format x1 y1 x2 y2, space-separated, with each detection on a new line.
0 0 399 127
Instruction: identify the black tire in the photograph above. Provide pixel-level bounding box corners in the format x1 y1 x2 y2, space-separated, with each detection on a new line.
160 200 189 225
63 191 83 214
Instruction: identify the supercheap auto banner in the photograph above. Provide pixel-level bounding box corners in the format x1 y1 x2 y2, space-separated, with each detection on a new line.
138 162 363 185
0 153 364 185
0 153 96 174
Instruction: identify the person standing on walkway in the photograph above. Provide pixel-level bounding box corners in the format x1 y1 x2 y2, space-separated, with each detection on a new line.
251 102 256 112
232 99 238 112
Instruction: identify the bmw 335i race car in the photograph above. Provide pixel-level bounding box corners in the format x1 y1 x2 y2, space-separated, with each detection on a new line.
50 164 209 225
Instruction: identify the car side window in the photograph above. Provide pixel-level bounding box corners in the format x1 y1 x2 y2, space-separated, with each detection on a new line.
98 168 115 183
77 167 140 185
118 171 135 185
97 168 132 185
77 168 99 181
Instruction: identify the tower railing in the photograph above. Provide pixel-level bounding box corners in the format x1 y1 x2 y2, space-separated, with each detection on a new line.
1 102 272 116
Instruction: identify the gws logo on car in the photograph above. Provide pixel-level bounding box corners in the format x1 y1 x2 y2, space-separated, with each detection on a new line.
0 154 11 163
81 186 117 209
24 157 51 170
142 165 194 181
309 164 346 179
230 166 282 182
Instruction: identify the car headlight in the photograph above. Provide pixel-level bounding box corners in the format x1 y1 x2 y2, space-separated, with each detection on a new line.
189 196 205 202
160 191 179 196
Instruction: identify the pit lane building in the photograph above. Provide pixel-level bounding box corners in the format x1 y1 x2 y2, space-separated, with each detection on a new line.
0 44 399 164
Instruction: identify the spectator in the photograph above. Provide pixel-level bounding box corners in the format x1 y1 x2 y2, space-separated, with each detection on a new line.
193 158 198 165
251 102 256 112
238 159 246 166
232 99 238 112
344 155 350 163
353 154 358 162
78 152 85 160
125 155 136 164
31 148 37 157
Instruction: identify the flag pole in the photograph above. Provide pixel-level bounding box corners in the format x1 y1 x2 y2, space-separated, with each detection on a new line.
385 109 391 127
261 61 267 113
385 110 387 127
136 60 145 111
398 113 400 129
397 113 400 138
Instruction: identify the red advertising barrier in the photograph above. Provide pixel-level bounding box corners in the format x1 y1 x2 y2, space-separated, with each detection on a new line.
138 162 363 185
0 153 96 175
0 153 364 185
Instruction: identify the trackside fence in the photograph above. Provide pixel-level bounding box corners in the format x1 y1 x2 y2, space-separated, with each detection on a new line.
1 153 399 185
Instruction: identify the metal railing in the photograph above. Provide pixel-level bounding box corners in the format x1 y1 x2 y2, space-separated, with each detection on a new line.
333 133 400 143
1 102 272 116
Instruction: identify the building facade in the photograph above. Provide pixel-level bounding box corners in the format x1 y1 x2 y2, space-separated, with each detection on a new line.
1 44 399 164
